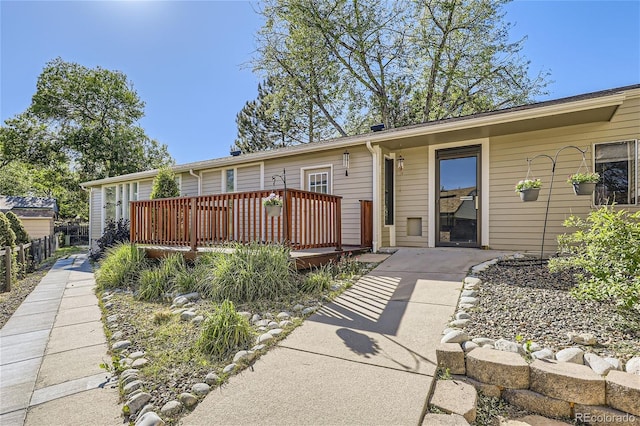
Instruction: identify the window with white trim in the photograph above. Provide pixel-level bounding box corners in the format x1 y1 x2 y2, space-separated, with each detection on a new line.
225 169 235 193
594 140 638 205
308 171 329 194
103 182 139 228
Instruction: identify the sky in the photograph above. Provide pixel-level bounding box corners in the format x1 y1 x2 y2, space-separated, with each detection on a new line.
1 1 639 166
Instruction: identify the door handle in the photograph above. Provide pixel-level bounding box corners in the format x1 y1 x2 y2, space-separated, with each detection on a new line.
475 196 479 210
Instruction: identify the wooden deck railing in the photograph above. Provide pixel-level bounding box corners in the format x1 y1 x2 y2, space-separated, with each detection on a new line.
129 189 342 251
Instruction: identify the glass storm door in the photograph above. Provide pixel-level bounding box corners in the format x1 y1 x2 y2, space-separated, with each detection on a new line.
436 146 480 247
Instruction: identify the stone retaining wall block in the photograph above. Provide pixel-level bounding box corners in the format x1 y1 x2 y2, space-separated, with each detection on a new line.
530 360 605 405
574 404 640 426
436 343 466 375
605 370 640 416
502 389 572 419
466 348 529 389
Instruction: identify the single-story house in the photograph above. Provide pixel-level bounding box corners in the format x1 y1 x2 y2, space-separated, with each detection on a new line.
81 84 640 254
0 196 59 240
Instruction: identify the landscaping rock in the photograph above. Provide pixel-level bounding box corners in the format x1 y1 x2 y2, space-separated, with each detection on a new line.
464 277 481 286
125 392 152 416
132 358 149 368
471 337 495 346
459 296 478 305
584 353 613 376
238 311 252 320
531 348 554 360
191 383 210 396
123 380 144 395
430 379 477 423
178 393 198 408
111 331 123 341
104 302 114 309
191 315 204 325
171 308 186 316
112 340 131 350
134 405 156 423
436 343 465 374
268 328 283 337
604 357 622 371
523 342 542 353
494 339 522 354
135 411 165 426
121 373 139 387
204 372 219 386
255 319 270 327
530 359 605 405
502 389 572 419
160 400 182 416
120 369 139 380
277 312 290 320
122 358 133 367
233 350 255 363
605 370 640 416
441 330 469 344
466 347 529 389
251 344 266 351
267 321 279 329
293 304 304 312
302 307 318 315
279 320 293 328
251 314 262 323
568 332 597 346
461 341 479 353
455 312 471 320
182 292 200 301
222 363 236 374
129 351 145 360
555 347 584 364
626 357 640 375
449 319 470 328
173 296 188 307
458 303 475 310
461 290 478 297
180 311 196 321
257 333 274 344
442 327 457 336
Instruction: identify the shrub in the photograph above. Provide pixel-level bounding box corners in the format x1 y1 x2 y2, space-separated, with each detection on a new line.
197 300 254 359
331 254 364 279
137 253 186 301
95 243 147 290
92 219 130 260
0 212 17 248
549 206 640 309
211 242 294 303
150 166 180 199
5 212 30 244
175 253 217 298
299 266 332 293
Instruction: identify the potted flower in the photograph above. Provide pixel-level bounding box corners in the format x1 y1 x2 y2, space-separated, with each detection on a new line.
515 179 542 202
263 193 283 217
567 172 600 196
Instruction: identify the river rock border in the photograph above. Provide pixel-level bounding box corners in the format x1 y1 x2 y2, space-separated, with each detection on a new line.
102 290 327 426
433 259 640 425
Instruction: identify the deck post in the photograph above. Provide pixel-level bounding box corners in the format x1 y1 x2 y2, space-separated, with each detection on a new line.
190 197 197 251
130 201 135 244
335 198 342 251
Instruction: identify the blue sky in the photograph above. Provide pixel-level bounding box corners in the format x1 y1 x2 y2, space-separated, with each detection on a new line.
1 1 639 165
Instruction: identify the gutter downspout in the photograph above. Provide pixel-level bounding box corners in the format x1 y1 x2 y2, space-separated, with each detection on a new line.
189 169 202 195
366 141 380 252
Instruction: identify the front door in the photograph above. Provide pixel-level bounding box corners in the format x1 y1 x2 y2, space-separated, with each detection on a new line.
436 146 480 247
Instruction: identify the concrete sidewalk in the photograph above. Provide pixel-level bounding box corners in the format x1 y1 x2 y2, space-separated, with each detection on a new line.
183 247 510 426
0 254 120 426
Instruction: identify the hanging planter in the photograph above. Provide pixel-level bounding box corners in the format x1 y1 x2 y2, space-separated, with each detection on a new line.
263 193 283 217
567 172 600 196
515 178 542 202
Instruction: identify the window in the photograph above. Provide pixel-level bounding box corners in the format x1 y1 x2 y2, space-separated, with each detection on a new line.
104 186 116 223
104 182 139 229
384 157 394 225
308 172 329 194
225 169 235 192
595 140 638 205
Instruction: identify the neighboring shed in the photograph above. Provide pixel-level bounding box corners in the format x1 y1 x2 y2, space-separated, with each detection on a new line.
0 196 59 240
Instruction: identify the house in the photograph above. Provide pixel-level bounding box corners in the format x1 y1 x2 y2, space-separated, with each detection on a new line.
81 85 640 254
0 196 59 240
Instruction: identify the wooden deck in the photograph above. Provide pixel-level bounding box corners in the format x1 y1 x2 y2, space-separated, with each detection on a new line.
140 244 370 270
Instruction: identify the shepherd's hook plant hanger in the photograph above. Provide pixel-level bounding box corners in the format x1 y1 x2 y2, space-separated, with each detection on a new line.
271 169 288 243
526 145 590 263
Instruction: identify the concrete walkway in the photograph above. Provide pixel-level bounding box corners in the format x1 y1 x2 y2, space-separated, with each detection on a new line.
183 247 510 426
0 254 120 426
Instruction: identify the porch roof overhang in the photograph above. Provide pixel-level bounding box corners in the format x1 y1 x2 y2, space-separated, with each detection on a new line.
81 85 636 188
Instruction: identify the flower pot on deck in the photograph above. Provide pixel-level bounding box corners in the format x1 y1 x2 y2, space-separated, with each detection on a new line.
265 205 282 217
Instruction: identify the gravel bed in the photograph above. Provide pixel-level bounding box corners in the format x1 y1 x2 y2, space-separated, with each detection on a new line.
465 258 640 362
0 266 51 328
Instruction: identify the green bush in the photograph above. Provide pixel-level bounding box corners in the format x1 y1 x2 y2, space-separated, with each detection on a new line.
5 212 30 244
137 253 186 301
299 266 332 293
211 242 294 303
197 300 254 359
0 212 17 248
150 166 180 199
95 243 147 290
175 253 217 298
549 206 640 309
91 219 130 260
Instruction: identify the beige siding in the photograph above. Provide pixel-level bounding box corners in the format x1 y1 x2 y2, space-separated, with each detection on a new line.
21 218 53 240
90 188 102 247
202 170 222 194
488 96 640 252
263 145 372 246
395 147 429 247
237 164 262 192
180 173 199 196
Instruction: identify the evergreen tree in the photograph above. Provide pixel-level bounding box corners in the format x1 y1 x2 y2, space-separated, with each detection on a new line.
5 212 30 244
150 167 180 199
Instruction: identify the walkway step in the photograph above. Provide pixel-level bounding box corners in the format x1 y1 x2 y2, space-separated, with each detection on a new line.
430 379 477 423
422 413 469 425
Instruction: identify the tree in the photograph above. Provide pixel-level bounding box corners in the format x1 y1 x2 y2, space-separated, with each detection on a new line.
150 167 180 199
0 212 16 248
5 212 30 245
251 0 549 142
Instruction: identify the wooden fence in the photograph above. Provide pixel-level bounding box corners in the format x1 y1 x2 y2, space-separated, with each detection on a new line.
55 223 89 246
130 188 342 251
1 234 59 292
